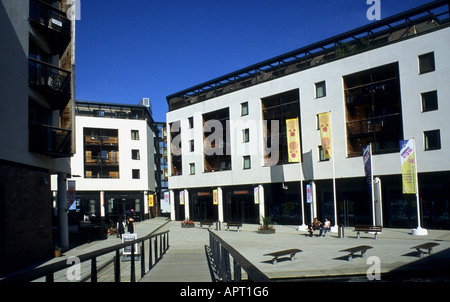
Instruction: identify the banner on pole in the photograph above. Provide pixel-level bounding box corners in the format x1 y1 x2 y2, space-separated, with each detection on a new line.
179 190 185 205
68 180 76 210
254 187 259 204
400 139 416 194
362 145 372 193
286 118 300 162
213 189 218 205
318 112 332 159
306 184 312 204
148 194 154 207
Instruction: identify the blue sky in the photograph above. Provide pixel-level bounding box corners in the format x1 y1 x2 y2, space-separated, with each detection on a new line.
75 0 432 122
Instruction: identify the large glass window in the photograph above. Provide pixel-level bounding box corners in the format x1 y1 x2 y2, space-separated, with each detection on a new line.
261 89 301 165
84 128 119 178
344 63 403 157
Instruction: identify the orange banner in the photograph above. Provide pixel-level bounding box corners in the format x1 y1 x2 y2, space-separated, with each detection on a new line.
318 112 332 159
286 118 300 162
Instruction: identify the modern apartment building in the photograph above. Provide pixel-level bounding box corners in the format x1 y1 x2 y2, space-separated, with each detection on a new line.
0 0 75 273
53 100 165 225
166 1 450 231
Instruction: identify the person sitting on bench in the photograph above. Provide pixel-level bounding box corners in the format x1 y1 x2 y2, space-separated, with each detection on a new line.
319 218 331 237
308 218 323 236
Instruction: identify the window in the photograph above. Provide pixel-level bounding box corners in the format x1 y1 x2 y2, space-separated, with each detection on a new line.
419 52 435 74
189 139 194 152
243 155 251 169
83 128 119 179
261 89 301 165
241 102 249 116
132 169 140 179
424 130 441 150
189 163 195 175
132 149 140 160
315 81 326 98
344 63 402 157
131 130 139 140
188 117 193 128
243 128 249 143
318 146 329 162
94 110 105 117
421 91 438 112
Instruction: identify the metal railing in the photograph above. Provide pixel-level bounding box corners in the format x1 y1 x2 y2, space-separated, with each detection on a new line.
28 58 71 97
1 222 170 282
28 122 72 157
29 0 71 38
208 229 270 282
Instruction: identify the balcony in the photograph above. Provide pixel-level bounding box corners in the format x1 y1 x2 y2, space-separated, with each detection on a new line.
28 58 71 110
29 122 72 157
29 0 71 55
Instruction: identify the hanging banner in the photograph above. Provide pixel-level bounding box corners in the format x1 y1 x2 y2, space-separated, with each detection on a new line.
179 190 185 205
306 184 312 204
400 139 416 194
254 187 259 204
148 194 154 207
362 145 372 193
164 191 170 204
67 180 76 210
213 189 218 205
286 118 300 162
318 112 332 159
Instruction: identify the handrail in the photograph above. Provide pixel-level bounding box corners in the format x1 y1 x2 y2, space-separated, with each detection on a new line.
1 220 171 282
208 229 270 282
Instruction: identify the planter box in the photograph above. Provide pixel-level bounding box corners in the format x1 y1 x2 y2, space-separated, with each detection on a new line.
257 229 275 234
181 224 195 228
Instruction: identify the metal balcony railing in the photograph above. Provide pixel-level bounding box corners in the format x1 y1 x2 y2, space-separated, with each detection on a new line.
29 122 72 157
29 0 71 54
28 58 71 108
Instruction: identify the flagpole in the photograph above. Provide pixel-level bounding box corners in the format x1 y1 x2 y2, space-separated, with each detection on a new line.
411 138 427 235
330 112 338 233
370 143 376 226
298 118 307 231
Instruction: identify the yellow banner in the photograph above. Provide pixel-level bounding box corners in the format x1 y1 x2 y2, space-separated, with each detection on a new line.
286 118 300 162
148 194 154 207
400 140 416 194
213 189 218 205
318 112 332 159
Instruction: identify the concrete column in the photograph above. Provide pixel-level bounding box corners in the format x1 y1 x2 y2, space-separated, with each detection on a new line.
184 189 190 220
170 190 175 221
258 184 265 225
311 181 317 222
217 187 223 223
100 191 105 217
57 173 69 250
143 191 149 216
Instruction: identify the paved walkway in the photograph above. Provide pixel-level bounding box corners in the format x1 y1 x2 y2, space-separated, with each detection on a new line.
140 220 450 282
8 218 450 282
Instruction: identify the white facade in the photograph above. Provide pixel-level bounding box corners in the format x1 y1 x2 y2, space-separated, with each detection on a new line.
167 27 450 189
51 106 157 219
166 16 450 229
69 115 155 192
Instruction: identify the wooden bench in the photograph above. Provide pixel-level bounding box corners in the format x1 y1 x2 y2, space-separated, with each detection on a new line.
226 221 242 232
199 220 214 229
354 225 382 239
339 245 373 261
264 248 302 265
411 242 440 258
